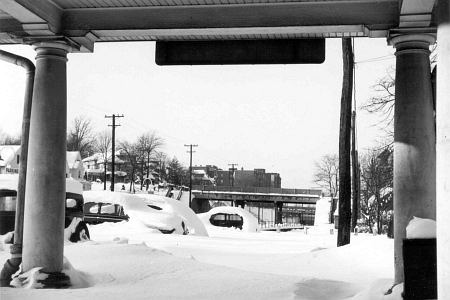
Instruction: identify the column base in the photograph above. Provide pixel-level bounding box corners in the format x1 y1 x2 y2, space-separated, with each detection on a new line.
39 271 71 289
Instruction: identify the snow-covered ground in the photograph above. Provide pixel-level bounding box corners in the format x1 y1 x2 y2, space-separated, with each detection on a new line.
0 222 401 299
0 193 403 299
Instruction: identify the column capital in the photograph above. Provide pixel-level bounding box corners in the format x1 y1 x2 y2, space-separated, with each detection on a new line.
32 40 73 62
388 33 436 54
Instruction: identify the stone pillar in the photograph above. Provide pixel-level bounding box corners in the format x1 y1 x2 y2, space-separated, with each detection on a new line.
436 1 450 298
22 41 71 273
389 34 436 284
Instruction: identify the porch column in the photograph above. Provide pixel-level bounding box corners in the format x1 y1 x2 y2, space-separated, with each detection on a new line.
389 34 436 284
22 41 71 273
437 1 450 298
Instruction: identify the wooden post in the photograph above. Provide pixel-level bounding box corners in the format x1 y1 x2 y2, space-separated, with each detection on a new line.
337 38 353 247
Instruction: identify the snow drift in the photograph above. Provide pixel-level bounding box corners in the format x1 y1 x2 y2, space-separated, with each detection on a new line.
198 206 260 232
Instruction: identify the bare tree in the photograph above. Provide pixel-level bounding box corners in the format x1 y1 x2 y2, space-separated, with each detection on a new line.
154 151 168 182
118 141 139 193
0 130 21 145
94 130 112 191
313 154 339 197
361 68 395 135
67 116 95 158
361 45 437 137
313 154 339 223
360 145 393 235
136 132 164 190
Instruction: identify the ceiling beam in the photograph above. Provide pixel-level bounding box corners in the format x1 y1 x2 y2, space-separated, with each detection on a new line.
62 1 398 32
399 0 438 27
0 0 62 35
92 25 371 39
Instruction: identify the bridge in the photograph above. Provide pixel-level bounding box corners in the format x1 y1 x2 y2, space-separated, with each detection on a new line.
191 185 321 225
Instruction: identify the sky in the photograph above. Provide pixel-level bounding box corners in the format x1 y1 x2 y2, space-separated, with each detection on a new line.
0 38 395 188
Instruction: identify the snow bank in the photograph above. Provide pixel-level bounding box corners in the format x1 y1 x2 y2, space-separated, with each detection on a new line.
0 174 19 190
406 216 436 239
349 279 403 300
314 197 332 225
197 206 260 232
8 256 92 289
1 224 397 299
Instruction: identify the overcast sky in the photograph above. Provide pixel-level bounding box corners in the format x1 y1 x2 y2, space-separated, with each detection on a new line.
0 38 395 188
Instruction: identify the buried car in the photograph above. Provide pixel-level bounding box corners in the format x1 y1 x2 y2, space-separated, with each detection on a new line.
0 174 90 242
82 190 208 236
198 206 260 232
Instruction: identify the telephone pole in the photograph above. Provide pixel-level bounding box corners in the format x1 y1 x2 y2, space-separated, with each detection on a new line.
351 110 360 231
184 144 198 209
105 114 124 191
228 163 238 187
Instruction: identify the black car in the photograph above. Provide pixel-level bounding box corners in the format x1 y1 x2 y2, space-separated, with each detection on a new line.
0 178 90 243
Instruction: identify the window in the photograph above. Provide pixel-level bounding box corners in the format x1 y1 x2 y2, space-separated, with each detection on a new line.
16 155 19 164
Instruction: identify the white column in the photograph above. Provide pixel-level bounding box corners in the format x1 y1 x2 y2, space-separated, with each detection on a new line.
389 34 436 284
22 41 71 273
437 1 450 298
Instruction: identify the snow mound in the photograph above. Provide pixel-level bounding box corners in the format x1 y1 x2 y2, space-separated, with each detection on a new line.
62 256 92 288
198 206 260 232
406 216 436 239
314 197 332 225
10 267 47 289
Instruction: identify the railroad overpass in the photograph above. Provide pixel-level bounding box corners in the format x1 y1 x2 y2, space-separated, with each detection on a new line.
191 185 321 225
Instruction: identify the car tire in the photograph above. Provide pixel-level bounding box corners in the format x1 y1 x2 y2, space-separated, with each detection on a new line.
70 221 90 243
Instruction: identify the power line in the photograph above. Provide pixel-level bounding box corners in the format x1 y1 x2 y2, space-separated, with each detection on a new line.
185 144 198 209
105 114 124 192
355 54 394 64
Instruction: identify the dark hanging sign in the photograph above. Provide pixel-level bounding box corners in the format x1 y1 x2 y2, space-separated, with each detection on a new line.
155 39 325 65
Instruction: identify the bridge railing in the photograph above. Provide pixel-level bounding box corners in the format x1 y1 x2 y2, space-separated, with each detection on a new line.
259 221 305 229
192 185 322 196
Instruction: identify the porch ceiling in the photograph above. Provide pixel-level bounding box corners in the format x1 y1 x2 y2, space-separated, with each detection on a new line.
0 0 438 52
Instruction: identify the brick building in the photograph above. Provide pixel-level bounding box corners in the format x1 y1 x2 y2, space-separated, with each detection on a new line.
216 167 281 188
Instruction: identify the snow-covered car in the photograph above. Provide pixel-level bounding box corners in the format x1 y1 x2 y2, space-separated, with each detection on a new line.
83 191 208 236
198 206 260 232
0 174 90 242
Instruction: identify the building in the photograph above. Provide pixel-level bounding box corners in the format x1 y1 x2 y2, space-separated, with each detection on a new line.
216 167 281 188
0 145 83 180
66 151 85 180
0 145 21 174
82 151 126 182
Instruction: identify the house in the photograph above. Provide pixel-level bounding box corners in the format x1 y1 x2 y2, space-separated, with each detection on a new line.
66 151 84 180
0 145 21 174
0 145 85 181
82 151 127 182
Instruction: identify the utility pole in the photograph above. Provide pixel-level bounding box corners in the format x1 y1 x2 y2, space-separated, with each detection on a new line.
184 144 198 209
351 110 360 231
105 114 124 191
337 37 353 247
228 163 238 187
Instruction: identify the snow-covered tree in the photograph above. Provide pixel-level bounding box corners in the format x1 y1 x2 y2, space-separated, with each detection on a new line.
360 145 393 235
